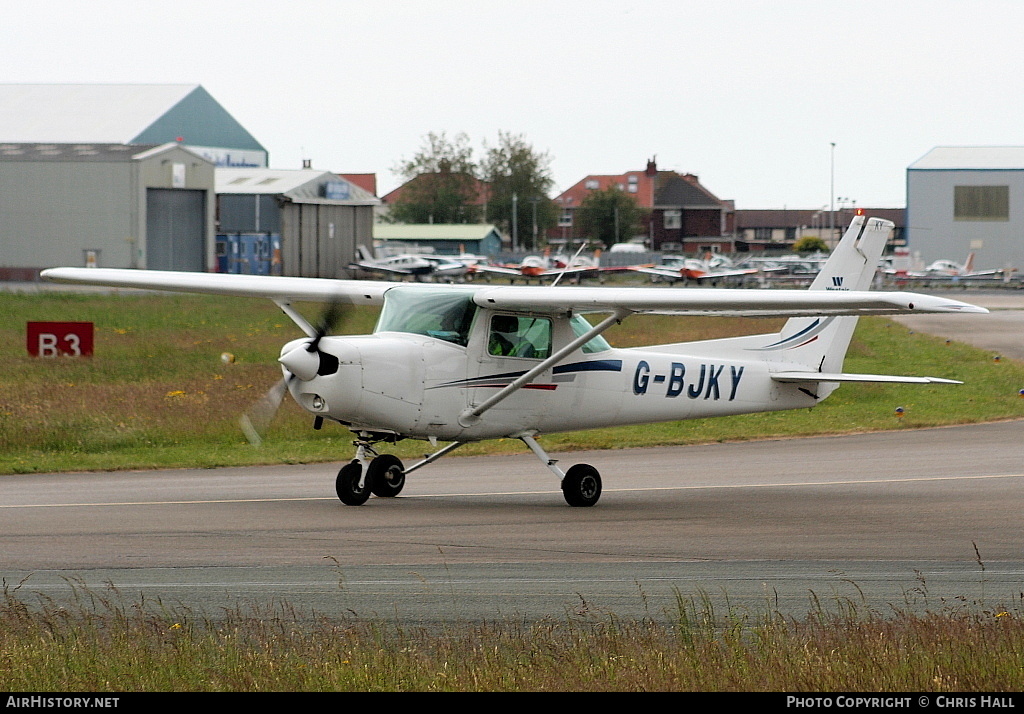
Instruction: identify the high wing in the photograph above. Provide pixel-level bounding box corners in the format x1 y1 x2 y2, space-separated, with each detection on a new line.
631 265 759 281
40 267 987 318
40 268 394 307
347 260 418 276
469 263 527 277
467 284 986 317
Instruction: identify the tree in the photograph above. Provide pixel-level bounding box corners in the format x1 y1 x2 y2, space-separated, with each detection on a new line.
389 132 482 224
576 186 645 246
480 131 556 250
793 235 830 254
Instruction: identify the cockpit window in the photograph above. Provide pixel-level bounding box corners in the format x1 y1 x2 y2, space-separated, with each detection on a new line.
488 314 552 359
375 287 477 347
570 315 612 353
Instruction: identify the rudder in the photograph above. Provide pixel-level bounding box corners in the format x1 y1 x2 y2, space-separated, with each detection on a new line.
776 215 894 376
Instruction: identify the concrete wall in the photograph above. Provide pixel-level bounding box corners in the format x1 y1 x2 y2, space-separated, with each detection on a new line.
0 160 135 271
0 145 216 274
907 169 1024 271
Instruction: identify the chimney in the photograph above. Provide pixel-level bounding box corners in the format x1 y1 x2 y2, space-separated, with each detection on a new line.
645 156 657 177
302 159 312 169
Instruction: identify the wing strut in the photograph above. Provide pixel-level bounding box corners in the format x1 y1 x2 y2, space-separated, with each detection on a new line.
458 308 630 426
274 300 317 338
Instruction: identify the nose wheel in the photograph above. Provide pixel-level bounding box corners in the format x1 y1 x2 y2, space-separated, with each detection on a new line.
367 454 406 497
335 460 371 506
335 438 407 506
335 454 407 504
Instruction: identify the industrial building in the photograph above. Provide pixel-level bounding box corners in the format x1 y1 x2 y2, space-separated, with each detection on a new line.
0 84 379 279
907 147 1024 272
0 84 265 278
217 168 380 277
0 142 216 278
372 224 504 256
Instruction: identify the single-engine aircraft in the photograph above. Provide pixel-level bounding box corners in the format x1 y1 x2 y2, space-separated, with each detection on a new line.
41 215 987 507
348 246 468 281
631 253 759 284
885 252 1013 282
471 245 620 284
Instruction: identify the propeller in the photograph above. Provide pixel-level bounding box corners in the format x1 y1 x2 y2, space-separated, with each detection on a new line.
240 298 347 446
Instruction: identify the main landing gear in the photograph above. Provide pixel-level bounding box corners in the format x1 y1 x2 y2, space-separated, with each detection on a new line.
521 435 602 507
334 433 603 507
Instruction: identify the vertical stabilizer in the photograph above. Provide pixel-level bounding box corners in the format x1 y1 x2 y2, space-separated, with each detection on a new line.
773 215 894 381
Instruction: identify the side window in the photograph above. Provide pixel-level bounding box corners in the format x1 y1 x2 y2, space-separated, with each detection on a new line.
488 315 551 359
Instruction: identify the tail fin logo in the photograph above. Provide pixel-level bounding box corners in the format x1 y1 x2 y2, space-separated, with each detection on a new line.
832 276 844 288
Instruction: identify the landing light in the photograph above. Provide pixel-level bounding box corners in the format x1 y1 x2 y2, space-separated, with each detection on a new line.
312 395 326 411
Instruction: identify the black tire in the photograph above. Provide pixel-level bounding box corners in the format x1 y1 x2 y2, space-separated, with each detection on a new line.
336 460 371 506
561 464 602 507
368 454 406 498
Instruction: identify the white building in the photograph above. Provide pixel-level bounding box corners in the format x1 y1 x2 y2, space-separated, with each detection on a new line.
906 147 1024 272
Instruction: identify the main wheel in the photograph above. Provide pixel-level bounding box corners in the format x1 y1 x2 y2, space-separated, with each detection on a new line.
336 460 371 506
561 464 602 507
368 454 406 498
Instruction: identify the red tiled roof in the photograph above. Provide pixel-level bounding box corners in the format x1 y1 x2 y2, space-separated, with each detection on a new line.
553 161 726 210
554 170 656 208
337 173 377 196
382 173 490 205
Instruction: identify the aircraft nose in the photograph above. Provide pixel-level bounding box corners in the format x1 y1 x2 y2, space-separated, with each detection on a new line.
279 337 359 381
279 343 321 381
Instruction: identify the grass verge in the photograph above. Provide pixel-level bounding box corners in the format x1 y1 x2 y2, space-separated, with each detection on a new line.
2 577 1021 691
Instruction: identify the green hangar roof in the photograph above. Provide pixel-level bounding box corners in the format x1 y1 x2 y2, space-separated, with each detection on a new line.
0 84 266 165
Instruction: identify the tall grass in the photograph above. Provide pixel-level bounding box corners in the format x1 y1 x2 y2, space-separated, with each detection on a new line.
2 291 1022 473
2 578 1021 691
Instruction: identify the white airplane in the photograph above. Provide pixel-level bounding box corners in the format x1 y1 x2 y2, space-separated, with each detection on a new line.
41 215 986 507
887 252 1012 281
348 246 468 281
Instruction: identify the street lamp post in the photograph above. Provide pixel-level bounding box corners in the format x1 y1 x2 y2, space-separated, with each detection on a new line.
528 197 539 252
512 193 518 252
829 142 836 247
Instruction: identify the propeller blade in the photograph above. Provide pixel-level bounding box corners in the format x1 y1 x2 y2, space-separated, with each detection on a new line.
243 296 350 444
240 377 289 446
308 299 346 352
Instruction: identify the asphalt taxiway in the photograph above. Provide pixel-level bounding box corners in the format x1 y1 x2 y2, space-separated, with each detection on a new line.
2 421 1021 624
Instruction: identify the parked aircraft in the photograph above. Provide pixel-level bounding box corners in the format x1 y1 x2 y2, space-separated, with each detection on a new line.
886 252 1014 281
348 246 468 281
41 215 986 507
632 253 759 284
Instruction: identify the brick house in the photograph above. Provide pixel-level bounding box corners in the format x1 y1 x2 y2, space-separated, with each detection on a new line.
551 158 735 252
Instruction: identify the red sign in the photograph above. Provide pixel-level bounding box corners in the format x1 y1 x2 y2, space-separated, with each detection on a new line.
26 322 94 357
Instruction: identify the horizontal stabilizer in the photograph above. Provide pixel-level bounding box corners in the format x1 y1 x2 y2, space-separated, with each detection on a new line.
771 371 962 385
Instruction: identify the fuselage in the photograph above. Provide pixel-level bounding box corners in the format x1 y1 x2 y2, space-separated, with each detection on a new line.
284 308 818 443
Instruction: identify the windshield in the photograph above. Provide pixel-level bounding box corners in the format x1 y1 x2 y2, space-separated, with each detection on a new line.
375 287 477 347
570 315 612 353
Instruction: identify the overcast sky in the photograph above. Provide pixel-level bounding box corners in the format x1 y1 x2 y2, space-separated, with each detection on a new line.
3 0 1022 209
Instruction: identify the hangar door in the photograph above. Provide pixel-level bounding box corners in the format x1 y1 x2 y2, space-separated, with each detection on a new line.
146 189 206 271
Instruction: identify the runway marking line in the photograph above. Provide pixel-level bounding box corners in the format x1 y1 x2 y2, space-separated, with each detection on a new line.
3 473 1021 509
